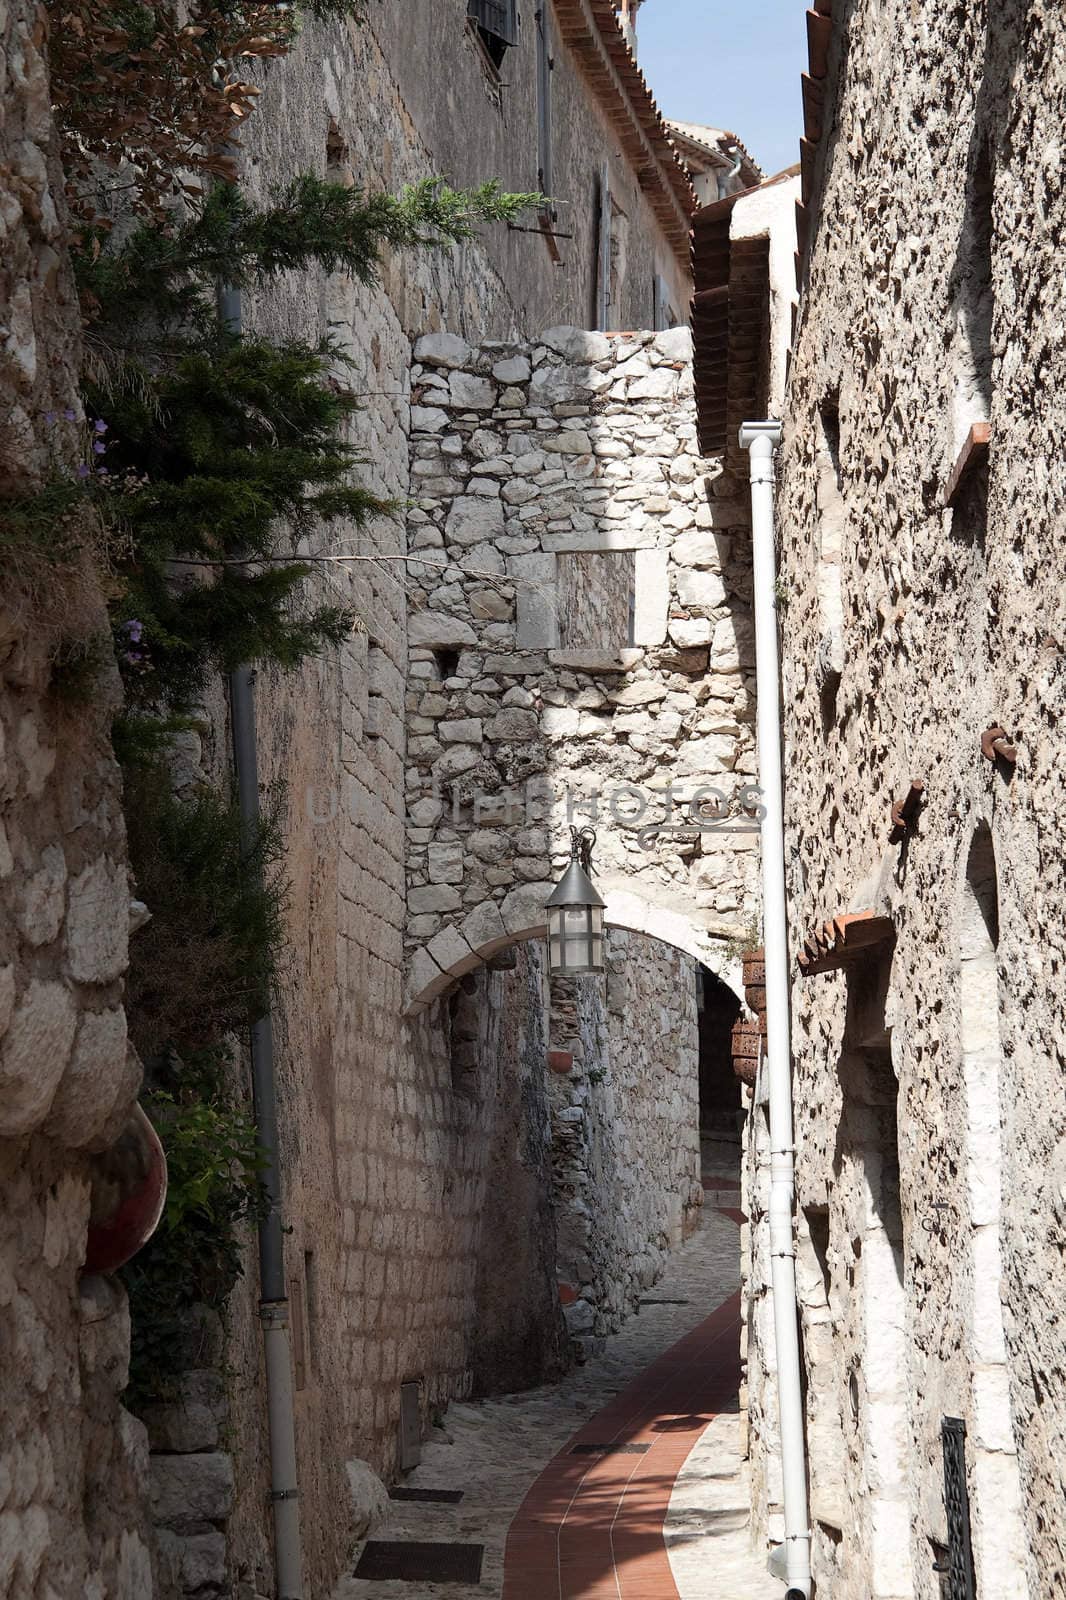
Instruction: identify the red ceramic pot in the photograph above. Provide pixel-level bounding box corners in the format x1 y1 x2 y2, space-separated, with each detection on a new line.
84 1104 168 1275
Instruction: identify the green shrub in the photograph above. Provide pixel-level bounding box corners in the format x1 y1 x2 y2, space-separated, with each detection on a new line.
124 1070 266 1407
123 762 287 1064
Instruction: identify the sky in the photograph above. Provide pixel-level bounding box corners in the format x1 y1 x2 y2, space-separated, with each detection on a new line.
635 0 808 178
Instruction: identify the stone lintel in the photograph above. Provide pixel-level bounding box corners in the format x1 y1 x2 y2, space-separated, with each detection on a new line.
547 648 645 674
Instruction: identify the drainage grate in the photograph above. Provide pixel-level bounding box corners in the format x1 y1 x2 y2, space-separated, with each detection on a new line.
388 1486 465 1504
939 1418 976 1600
354 1541 484 1583
638 1297 691 1306
569 1441 650 1456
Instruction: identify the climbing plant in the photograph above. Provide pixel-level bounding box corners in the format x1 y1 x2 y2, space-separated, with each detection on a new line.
123 1070 268 1406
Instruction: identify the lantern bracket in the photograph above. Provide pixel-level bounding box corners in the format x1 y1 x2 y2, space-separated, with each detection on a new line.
571 825 596 874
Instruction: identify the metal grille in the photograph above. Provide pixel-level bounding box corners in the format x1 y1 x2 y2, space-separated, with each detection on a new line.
569 1441 650 1456
940 1417 976 1600
354 1541 484 1583
389 1486 464 1504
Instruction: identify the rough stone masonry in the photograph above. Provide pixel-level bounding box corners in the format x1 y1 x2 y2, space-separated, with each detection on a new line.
738 4 1066 1598
0 6 152 1596
402 324 763 1011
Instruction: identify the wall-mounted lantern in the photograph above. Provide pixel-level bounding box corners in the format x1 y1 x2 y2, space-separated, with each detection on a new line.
546 826 605 975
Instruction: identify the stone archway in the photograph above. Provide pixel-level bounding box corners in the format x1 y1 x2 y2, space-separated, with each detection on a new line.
403 880 744 1015
402 326 760 1020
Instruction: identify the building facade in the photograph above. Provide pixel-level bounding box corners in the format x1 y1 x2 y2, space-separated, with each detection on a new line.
700 3 1066 1597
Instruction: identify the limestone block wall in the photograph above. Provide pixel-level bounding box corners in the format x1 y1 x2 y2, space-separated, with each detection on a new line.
402 325 763 1012
740 5 1066 1597
548 931 703 1355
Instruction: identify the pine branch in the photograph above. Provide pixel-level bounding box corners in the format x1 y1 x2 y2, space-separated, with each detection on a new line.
75 177 546 326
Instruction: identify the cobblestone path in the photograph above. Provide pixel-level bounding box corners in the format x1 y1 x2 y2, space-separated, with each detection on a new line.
337 1143 774 1600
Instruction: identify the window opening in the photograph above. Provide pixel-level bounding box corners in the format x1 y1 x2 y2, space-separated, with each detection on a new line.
304 1249 318 1379
433 648 460 681
468 0 518 69
448 978 480 1097
290 1271 308 1390
609 203 629 323
815 393 844 733
653 272 679 332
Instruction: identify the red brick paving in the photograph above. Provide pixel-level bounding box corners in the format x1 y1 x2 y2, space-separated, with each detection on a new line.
501 1288 742 1599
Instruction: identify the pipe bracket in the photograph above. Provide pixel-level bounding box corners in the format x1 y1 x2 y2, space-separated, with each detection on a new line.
260 1300 290 1330
981 724 1017 766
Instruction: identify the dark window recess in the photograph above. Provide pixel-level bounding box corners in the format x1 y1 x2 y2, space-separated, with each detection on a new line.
468 0 518 69
937 1418 977 1600
434 648 460 681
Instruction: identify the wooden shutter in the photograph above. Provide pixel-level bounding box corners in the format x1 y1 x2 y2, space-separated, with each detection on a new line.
536 7 554 201
468 0 518 46
596 162 612 331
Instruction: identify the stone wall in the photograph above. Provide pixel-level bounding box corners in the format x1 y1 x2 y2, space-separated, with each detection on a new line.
402 325 762 1012
742 4 1066 1596
549 931 703 1356
0 9 153 1595
0 1 84 485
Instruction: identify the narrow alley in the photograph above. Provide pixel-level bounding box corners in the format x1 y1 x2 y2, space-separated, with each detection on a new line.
338 1142 773 1600
3 2 1066 1599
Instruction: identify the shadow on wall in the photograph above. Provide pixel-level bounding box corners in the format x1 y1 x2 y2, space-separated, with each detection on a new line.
451 944 570 1397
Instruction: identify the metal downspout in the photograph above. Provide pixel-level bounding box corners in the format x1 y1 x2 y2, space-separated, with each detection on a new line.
220 280 304 1600
739 420 812 1600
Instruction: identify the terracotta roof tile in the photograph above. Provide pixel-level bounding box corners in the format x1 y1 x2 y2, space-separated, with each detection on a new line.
689 168 797 457
796 910 895 976
553 0 696 263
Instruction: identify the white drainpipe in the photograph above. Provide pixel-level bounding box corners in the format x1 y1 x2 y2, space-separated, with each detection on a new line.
739 421 812 1600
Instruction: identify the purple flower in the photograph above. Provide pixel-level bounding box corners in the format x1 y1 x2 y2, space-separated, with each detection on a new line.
44 411 57 426
93 440 107 455
62 407 77 422
76 464 90 479
123 620 144 643
93 419 108 434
